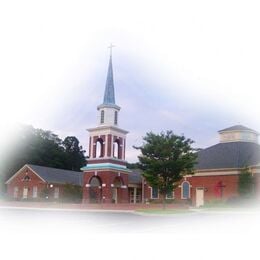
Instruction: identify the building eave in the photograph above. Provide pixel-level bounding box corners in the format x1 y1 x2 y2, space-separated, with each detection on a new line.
87 125 129 134
81 163 132 173
218 129 259 135
97 104 121 110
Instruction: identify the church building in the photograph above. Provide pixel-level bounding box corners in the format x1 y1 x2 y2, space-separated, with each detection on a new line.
5 51 260 207
172 125 260 206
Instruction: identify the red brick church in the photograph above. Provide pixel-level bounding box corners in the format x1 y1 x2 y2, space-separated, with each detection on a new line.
5 52 260 206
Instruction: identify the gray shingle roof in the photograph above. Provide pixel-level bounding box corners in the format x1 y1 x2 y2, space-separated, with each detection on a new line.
128 169 143 184
28 164 83 186
195 142 260 170
218 125 257 133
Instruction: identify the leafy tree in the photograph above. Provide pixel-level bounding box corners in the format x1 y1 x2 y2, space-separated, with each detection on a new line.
0 124 86 192
135 130 197 208
238 167 254 197
126 163 139 169
63 136 86 171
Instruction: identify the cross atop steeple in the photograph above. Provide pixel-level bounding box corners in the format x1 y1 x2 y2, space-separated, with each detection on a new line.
108 43 115 57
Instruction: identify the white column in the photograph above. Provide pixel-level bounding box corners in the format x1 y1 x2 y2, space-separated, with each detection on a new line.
122 138 125 160
89 136 92 158
134 187 137 204
111 135 113 157
104 135 107 157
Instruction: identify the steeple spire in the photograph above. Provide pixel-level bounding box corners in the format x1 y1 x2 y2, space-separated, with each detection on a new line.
103 45 116 105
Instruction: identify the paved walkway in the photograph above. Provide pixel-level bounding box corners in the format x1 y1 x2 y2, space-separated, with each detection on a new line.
0 200 190 212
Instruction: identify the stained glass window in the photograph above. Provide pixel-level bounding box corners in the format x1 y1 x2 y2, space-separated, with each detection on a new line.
182 181 190 199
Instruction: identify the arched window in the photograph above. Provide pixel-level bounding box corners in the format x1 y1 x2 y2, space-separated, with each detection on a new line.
182 181 190 199
23 175 31 182
114 111 118 125
100 110 105 124
113 139 120 159
90 176 101 187
96 138 104 158
113 176 123 188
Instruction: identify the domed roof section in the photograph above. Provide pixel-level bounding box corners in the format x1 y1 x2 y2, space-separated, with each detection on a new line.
218 125 258 143
219 125 258 133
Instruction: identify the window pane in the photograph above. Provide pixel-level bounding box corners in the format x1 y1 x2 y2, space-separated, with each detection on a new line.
152 187 158 199
182 182 190 199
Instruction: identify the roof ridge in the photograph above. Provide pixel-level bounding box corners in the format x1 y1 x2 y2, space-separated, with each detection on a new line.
28 164 82 173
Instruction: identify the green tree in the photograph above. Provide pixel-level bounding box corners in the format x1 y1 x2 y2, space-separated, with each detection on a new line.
135 130 197 208
0 124 86 192
63 136 86 171
238 167 254 197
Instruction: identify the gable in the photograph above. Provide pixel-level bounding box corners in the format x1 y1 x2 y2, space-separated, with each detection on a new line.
5 165 46 185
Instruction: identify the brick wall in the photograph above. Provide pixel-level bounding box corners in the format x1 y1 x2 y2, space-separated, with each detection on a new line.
83 170 129 203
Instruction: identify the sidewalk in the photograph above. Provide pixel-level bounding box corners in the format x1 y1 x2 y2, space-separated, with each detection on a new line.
0 200 190 212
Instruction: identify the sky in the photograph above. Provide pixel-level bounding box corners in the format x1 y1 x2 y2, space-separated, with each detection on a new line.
0 0 260 162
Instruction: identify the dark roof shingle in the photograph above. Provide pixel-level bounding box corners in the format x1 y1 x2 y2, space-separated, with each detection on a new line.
196 142 260 170
128 169 143 184
28 164 83 186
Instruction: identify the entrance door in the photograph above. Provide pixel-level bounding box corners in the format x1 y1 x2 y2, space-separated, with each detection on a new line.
196 188 204 207
23 187 28 199
112 188 118 203
112 176 123 203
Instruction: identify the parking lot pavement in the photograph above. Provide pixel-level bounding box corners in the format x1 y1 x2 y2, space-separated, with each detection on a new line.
1 207 260 260
1 206 260 233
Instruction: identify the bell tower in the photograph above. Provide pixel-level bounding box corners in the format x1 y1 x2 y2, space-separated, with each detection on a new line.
82 47 131 204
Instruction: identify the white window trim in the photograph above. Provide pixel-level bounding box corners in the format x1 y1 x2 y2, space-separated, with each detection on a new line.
150 186 159 199
181 181 192 199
